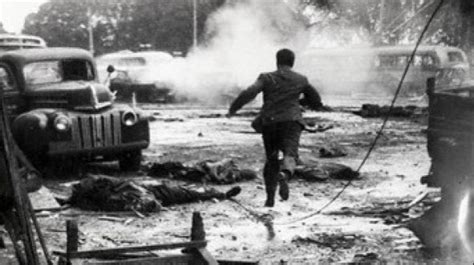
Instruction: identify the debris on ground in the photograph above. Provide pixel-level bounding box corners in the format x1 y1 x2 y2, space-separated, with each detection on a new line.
353 104 427 118
293 162 359 182
303 124 334 134
164 117 185 122
292 233 365 250
148 159 257 184
350 252 382 263
66 174 241 212
327 205 411 225
326 192 437 225
319 144 348 158
198 111 259 119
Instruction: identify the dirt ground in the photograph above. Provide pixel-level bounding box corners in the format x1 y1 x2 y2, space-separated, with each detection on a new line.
1 98 468 264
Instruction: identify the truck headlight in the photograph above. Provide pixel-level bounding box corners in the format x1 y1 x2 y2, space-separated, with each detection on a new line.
53 115 71 132
122 111 138 126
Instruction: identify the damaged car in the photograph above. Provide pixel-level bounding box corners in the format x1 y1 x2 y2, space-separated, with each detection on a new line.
0 47 150 172
96 51 177 103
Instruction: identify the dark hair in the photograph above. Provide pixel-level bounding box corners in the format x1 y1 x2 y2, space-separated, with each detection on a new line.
276 48 295 67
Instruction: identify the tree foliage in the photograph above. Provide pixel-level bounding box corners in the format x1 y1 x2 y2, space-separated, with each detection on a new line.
21 0 474 55
301 0 474 50
23 0 225 55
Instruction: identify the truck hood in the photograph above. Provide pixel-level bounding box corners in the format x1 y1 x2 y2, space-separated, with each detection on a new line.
25 81 115 111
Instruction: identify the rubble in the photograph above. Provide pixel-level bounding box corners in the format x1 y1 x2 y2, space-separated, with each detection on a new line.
148 159 257 184
291 233 365 250
353 104 427 118
326 192 437 225
318 144 347 158
294 162 359 181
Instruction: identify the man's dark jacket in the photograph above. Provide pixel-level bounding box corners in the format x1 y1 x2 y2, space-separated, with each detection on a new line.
229 67 322 124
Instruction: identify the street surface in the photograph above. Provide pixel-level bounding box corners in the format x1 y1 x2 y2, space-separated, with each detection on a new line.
5 99 465 264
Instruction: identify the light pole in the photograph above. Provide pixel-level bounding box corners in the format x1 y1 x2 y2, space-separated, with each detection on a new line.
193 0 198 49
87 6 94 55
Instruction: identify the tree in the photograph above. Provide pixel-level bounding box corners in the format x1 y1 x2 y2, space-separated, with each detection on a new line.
300 0 474 50
22 0 225 55
21 0 474 54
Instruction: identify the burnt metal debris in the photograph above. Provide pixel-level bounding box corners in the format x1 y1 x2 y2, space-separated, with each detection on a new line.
353 104 427 118
409 78 474 250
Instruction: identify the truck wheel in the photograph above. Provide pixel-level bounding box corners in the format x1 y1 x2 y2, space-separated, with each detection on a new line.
119 150 142 171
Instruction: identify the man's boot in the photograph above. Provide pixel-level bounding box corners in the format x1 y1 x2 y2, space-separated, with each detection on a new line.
264 182 277 207
278 171 290 201
265 192 275 207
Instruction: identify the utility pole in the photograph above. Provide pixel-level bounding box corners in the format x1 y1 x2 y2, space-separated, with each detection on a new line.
193 0 198 49
376 0 386 45
87 6 94 55
378 0 386 34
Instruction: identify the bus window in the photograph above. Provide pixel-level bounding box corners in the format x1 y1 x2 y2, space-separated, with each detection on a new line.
378 55 408 69
414 55 436 69
448 52 465 63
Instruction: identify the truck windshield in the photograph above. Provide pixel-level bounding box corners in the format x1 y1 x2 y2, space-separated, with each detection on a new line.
24 59 95 86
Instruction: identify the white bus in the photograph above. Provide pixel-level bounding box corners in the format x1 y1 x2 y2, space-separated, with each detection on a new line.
0 34 47 52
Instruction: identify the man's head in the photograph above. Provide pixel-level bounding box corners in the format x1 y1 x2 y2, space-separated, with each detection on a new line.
276 48 295 68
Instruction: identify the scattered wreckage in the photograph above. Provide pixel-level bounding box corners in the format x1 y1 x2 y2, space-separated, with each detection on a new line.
0 48 150 172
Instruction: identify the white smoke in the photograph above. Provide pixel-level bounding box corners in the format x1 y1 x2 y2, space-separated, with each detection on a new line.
152 0 373 104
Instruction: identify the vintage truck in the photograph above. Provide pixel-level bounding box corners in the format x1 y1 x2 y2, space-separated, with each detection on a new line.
0 47 150 172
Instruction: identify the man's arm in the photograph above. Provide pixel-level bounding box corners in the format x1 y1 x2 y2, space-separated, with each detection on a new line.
301 81 323 111
228 76 264 116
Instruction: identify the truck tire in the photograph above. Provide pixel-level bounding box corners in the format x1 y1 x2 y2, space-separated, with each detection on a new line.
119 150 142 171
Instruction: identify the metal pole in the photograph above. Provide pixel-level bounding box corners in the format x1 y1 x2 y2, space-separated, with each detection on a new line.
87 6 94 55
378 0 386 34
193 0 198 49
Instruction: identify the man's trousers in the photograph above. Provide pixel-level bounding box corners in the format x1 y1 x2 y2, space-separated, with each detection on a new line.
261 121 302 201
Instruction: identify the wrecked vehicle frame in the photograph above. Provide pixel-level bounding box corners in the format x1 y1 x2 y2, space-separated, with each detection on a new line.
96 51 177 103
409 77 474 251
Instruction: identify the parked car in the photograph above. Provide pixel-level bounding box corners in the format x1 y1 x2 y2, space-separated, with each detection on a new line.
0 47 150 172
96 51 177 103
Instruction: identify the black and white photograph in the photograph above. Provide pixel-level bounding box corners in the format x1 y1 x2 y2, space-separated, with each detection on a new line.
0 0 473 264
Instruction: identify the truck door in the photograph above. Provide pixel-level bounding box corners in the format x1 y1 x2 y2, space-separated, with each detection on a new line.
0 64 24 119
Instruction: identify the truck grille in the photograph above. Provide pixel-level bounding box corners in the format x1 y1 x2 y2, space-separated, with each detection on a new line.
72 114 122 149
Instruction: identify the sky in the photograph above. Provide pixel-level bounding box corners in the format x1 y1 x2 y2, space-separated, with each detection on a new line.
0 0 48 33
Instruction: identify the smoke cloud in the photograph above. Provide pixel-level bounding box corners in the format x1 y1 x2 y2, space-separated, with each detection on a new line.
151 0 374 105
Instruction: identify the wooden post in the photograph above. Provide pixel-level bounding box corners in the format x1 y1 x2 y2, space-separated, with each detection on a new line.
191 211 205 241
426 77 436 96
66 220 79 264
190 212 218 265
